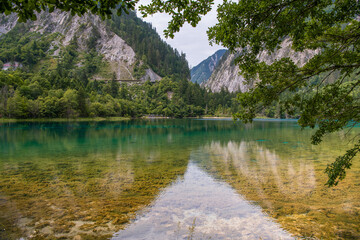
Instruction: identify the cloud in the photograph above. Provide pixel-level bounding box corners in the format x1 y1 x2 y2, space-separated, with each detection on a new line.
137 0 225 68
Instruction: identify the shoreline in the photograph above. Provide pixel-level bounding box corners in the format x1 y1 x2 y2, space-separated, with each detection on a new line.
0 117 131 123
0 116 298 123
200 116 233 119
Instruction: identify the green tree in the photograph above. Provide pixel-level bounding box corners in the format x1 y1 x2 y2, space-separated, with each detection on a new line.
0 85 9 116
119 83 129 100
62 89 79 118
7 90 28 118
1 0 138 22
77 87 88 117
90 101 107 117
40 96 64 118
140 0 214 38
27 99 41 118
110 73 119 98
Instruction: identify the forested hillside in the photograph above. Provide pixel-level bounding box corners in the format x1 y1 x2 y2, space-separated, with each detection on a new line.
107 11 189 79
0 11 239 119
0 9 189 80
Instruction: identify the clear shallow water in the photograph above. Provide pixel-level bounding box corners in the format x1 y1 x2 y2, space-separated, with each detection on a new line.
113 162 293 240
0 119 359 239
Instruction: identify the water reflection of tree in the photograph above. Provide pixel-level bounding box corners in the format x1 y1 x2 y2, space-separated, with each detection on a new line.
201 140 360 239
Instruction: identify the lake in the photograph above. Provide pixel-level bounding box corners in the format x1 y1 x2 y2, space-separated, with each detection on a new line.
0 119 359 239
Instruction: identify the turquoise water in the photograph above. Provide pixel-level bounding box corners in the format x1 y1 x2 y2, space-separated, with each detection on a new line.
0 119 359 239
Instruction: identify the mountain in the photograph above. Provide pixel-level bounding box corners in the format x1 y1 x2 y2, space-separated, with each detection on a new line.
203 39 319 92
0 10 189 81
190 49 226 84
0 11 240 121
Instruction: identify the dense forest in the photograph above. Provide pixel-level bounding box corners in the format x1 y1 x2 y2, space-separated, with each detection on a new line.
0 68 239 119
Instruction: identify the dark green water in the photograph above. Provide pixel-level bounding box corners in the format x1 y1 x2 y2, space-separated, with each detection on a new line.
0 119 359 239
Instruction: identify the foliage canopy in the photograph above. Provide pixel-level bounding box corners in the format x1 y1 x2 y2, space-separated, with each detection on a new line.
0 0 138 22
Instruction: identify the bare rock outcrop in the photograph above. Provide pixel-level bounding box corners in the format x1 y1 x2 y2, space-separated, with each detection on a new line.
204 39 319 93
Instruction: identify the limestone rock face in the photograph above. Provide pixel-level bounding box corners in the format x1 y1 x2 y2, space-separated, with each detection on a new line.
0 14 18 34
141 69 162 82
190 49 227 84
202 51 247 93
204 39 319 92
0 11 160 82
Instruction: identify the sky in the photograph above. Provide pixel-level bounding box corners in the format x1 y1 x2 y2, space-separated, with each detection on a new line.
137 0 225 68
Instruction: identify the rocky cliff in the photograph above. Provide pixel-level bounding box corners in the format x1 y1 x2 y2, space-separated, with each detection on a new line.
0 11 174 82
203 39 319 92
190 49 226 84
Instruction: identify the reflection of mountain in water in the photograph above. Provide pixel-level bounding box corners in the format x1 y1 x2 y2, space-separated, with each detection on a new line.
206 141 317 197
113 162 293 240
199 140 360 239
